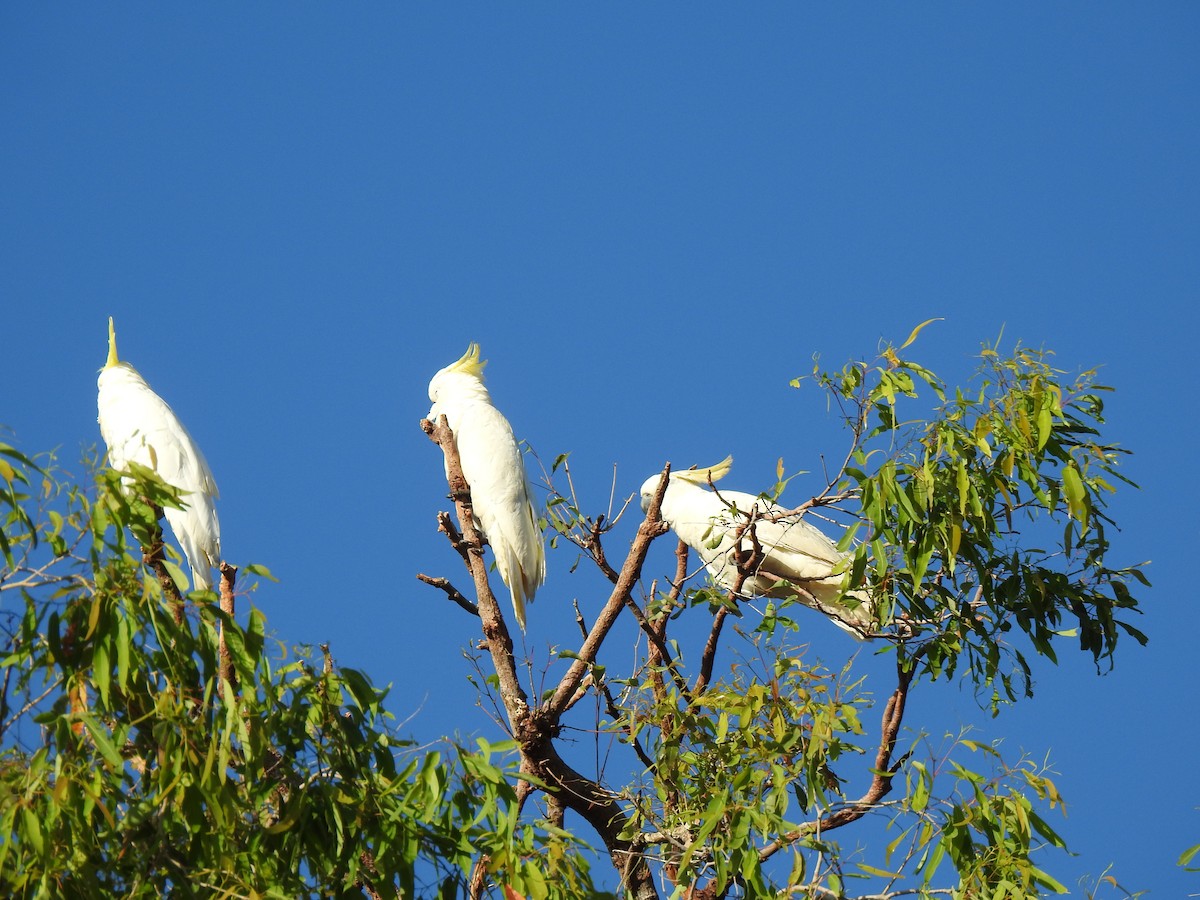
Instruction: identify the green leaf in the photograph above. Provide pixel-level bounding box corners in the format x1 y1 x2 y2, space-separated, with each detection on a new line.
115 615 130 693
899 317 944 350
93 641 111 707
1061 464 1087 523
910 760 930 812
1037 403 1053 451
243 562 279 582
20 806 44 856
1179 843 1200 870
81 714 124 769
956 458 969 517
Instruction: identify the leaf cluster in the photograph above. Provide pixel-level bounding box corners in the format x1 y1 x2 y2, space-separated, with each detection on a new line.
0 453 599 898
519 336 1153 898
815 339 1148 706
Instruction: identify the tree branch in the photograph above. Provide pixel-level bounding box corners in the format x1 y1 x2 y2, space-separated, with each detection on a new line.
421 417 528 726
571 600 655 772
218 562 238 695
587 516 621 584
546 467 671 719
416 573 479 617
646 541 690 706
758 658 915 863
694 514 760 696
692 607 729 696
423 424 662 899
519 728 659 900
142 507 184 623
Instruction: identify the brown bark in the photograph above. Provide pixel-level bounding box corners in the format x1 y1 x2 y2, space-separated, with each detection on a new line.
218 562 238 694
422 417 667 900
757 658 915 863
141 507 184 624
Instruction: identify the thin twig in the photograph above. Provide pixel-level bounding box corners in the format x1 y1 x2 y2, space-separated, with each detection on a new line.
570 600 655 771
417 573 479 616
546 466 672 719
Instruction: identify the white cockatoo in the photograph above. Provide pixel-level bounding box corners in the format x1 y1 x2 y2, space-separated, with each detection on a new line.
97 318 221 593
640 457 874 637
427 343 545 630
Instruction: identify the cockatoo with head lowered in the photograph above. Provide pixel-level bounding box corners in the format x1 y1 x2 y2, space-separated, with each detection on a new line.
640 457 874 637
97 318 221 593
428 343 545 631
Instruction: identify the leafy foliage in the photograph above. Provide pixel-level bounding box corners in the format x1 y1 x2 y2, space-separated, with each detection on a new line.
1 334 1156 899
530 336 1149 898
809 337 1148 708
0 454 599 898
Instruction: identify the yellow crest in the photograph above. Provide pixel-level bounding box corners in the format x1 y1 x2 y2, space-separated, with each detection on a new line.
447 342 487 379
105 317 120 368
673 455 733 486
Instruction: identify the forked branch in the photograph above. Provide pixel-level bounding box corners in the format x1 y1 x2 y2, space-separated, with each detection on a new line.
759 658 915 863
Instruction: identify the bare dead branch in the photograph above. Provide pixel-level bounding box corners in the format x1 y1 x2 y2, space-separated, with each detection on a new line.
588 516 621 583
645 540 690 707
467 853 491 900
435 510 472 563
424 424 662 899
694 513 761 695
692 607 729 696
518 730 659 900
417 573 479 617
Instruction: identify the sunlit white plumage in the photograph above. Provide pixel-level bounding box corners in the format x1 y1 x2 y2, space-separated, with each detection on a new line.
640 457 873 637
97 318 221 592
428 343 545 630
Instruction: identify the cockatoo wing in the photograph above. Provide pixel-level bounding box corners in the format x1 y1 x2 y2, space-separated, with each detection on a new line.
711 490 842 565
98 362 221 592
427 345 545 631
709 491 873 634
651 468 872 637
453 401 545 628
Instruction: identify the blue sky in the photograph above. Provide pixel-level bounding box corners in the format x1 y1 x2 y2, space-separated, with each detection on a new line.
3 5 1197 894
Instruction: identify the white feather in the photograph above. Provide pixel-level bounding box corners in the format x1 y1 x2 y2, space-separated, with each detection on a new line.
428 346 545 630
97 351 221 593
640 462 873 637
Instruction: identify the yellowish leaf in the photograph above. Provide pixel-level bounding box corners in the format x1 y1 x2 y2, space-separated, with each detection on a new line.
899 317 945 350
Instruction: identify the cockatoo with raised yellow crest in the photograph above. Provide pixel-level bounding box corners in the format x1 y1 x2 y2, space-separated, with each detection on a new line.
428 343 545 631
640 456 874 637
97 317 221 593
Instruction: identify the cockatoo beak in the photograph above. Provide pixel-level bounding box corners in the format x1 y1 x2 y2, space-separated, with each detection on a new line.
673 455 734 485
105 317 120 369
448 342 487 379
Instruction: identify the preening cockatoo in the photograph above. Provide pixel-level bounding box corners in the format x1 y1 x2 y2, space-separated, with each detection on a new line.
428 343 545 631
97 318 221 593
640 457 874 637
